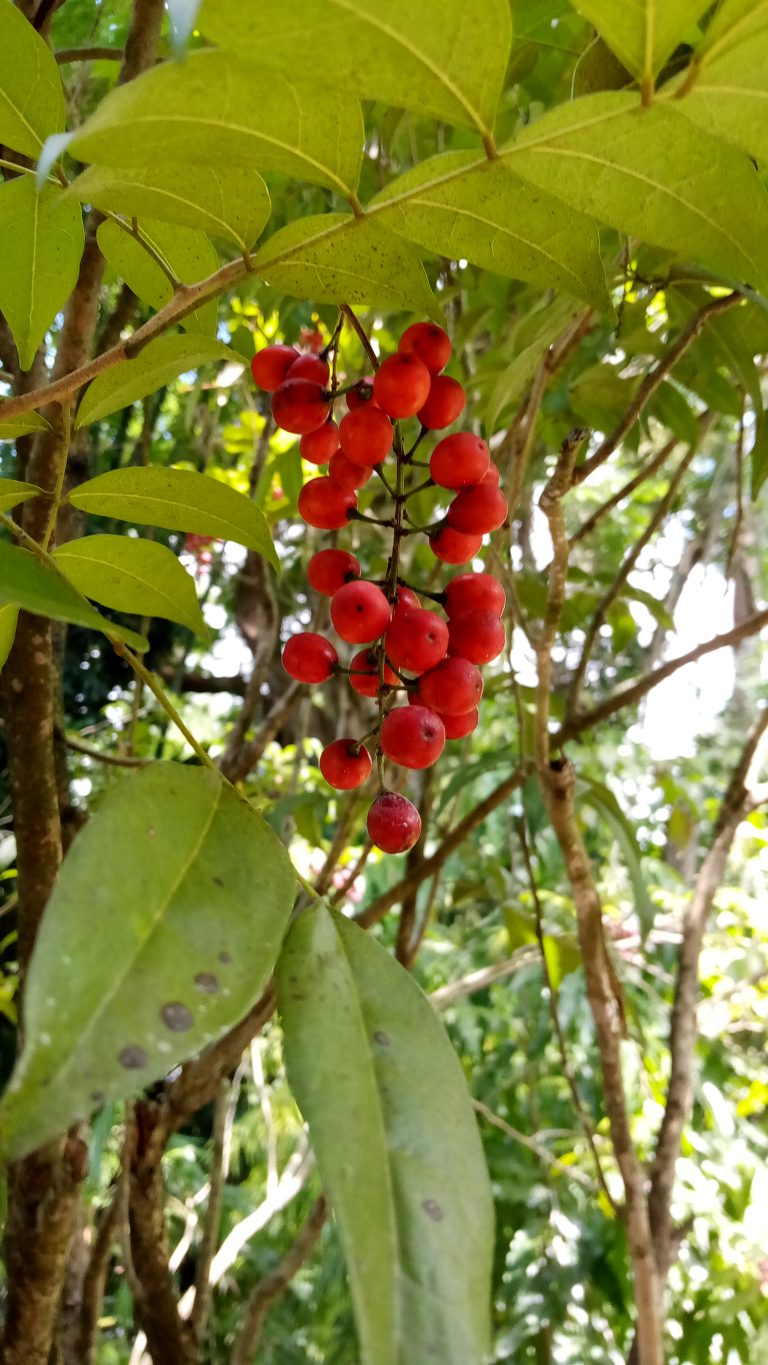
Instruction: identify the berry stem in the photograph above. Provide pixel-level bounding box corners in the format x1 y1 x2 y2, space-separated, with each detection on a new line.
341 304 379 370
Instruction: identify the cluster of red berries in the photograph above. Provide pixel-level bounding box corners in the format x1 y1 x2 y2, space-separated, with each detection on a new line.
250 321 508 856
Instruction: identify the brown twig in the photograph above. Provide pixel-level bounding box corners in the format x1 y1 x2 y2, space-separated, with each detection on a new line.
230 1197 328 1365
55 46 125 62
189 1081 229 1348
341 304 380 370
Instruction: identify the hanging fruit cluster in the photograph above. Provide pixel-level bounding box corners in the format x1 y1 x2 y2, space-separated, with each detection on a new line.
250 320 508 856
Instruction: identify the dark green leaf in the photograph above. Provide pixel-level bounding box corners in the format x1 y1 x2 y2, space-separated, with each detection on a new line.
0 764 296 1161
0 541 147 651
0 178 84 371
53 535 209 638
75 334 236 427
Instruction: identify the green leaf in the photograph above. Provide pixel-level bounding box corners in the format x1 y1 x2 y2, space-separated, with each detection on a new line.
198 0 512 137
0 178 84 371
68 467 277 567
571 1 709 78
676 3 768 163
0 541 147 651
75 334 236 427
369 152 611 312
0 764 296 1161
0 1 65 156
750 410 768 498
503 93 768 297
278 902 494 1365
578 776 657 936
0 478 44 512
68 161 271 253
485 298 583 431
648 382 699 446
96 218 219 335
69 50 364 199
0 603 18 672
0 410 52 440
254 215 440 319
53 535 209 638
619 583 675 631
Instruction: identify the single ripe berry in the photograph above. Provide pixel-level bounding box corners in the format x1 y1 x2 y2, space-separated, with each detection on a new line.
272 379 330 434
339 406 393 466
298 477 357 529
380 705 445 769
444 572 506 618
282 632 338 683
481 461 500 487
443 708 479 740
288 354 330 384
367 792 422 854
349 648 397 697
329 450 373 490
429 526 483 565
250 344 298 392
346 377 375 410
398 321 452 374
391 584 420 617
417 657 483 715
320 739 372 790
331 580 391 644
417 375 466 430
373 353 432 419
300 420 339 465
385 607 448 674
448 610 506 665
430 432 490 489
307 548 361 596
447 484 509 534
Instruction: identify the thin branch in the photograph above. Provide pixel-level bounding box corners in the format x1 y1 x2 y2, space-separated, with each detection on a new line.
218 680 302 784
189 1081 228 1347
55 46 125 62
473 1100 597 1189
570 433 679 546
341 304 379 370
230 1197 328 1365
62 730 151 767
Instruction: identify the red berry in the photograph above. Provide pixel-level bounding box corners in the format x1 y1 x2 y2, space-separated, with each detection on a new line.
300 420 339 465
346 377 375 410
300 328 324 353
380 705 445 769
442 707 479 740
288 354 330 384
430 432 490 490
272 379 330 434
331 581 391 644
367 792 422 854
339 406 393 466
417 657 483 715
444 572 506 618
373 354 432 419
417 375 466 430
385 607 448 674
481 461 500 487
320 739 372 790
391 585 420 617
349 648 397 697
398 322 452 374
307 548 361 596
250 345 298 392
282 632 338 683
429 526 483 565
298 477 356 529
447 485 509 535
329 449 373 490
447 610 506 665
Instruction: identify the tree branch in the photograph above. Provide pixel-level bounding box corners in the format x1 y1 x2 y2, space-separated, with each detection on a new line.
189 1081 229 1348
230 1197 328 1365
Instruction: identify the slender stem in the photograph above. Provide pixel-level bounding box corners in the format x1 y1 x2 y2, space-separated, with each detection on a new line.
105 212 183 291
114 645 219 773
341 304 379 370
41 401 72 552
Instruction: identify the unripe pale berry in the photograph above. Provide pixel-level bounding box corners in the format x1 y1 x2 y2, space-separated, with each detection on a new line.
339 406 393 466
447 610 506 665
282 632 338 683
349 648 397 697
328 449 373 490
250 344 298 392
300 420 339 465
298 477 357 529
417 375 466 430
307 548 361 596
444 572 506 618
443 707 479 739
367 792 421 854
380 705 445 769
398 321 451 374
417 656 483 715
288 354 330 384
320 739 372 790
447 484 508 534
373 353 432 418
429 525 483 565
272 379 330 434
429 432 490 489
331 580 391 644
385 607 448 674
346 377 375 410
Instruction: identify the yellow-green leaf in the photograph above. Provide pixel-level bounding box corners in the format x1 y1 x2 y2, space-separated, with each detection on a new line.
96 218 219 335
0 541 147 651
53 535 209 638
571 1 709 78
0 178 84 371
75 334 236 427
0 603 18 672
675 4 768 164
0 411 51 440
0 2 65 156
0 478 44 512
